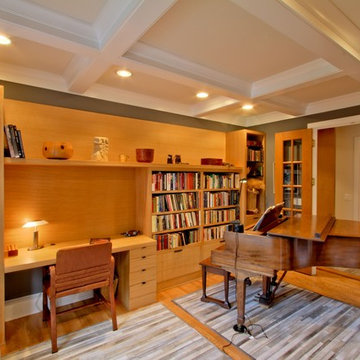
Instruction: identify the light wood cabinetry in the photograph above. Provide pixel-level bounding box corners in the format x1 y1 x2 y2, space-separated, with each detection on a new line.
142 166 242 285
274 129 312 217
0 92 242 342
226 129 266 226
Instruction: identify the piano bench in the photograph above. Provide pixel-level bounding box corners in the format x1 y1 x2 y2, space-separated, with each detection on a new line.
199 258 233 309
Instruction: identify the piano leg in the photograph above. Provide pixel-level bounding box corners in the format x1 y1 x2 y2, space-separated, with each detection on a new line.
233 277 251 334
258 271 287 305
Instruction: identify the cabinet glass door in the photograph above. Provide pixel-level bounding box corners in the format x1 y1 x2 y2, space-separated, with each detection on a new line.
275 129 312 217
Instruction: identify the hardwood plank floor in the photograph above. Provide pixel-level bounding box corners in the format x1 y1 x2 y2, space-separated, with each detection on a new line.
1 269 359 359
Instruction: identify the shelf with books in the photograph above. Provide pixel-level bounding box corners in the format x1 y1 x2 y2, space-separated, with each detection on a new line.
146 167 242 285
226 129 266 226
4 124 25 159
203 208 237 225
203 224 232 241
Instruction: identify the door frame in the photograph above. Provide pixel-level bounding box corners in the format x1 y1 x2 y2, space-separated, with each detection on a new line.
308 114 360 216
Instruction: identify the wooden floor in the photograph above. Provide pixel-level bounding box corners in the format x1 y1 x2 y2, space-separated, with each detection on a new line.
1 268 359 359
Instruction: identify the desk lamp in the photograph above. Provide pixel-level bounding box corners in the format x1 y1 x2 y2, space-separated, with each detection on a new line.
239 177 247 197
23 220 48 251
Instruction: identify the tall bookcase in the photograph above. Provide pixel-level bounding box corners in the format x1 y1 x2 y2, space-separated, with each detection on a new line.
226 129 266 226
274 129 312 217
138 166 242 285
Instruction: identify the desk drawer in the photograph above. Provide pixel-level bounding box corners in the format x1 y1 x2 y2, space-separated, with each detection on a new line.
129 292 157 310
130 254 156 272
130 245 156 260
129 279 156 299
130 266 156 285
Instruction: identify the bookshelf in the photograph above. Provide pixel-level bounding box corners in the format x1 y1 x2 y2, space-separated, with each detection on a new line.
226 129 266 226
147 167 242 284
274 129 312 217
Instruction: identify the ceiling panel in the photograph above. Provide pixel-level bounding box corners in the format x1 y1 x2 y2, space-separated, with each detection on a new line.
282 76 360 103
139 0 316 82
98 66 214 105
0 37 73 74
27 0 107 24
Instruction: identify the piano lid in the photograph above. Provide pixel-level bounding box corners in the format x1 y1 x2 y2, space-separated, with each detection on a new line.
267 215 336 242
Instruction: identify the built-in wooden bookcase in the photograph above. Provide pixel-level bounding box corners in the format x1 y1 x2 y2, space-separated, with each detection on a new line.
143 167 242 284
274 129 312 217
226 129 266 226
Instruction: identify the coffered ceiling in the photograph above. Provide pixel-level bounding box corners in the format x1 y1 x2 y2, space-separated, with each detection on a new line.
0 0 359 126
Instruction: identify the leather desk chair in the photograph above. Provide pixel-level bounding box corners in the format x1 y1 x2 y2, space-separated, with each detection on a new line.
43 241 118 353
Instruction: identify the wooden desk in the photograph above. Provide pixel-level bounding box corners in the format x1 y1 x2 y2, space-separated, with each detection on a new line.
4 235 157 311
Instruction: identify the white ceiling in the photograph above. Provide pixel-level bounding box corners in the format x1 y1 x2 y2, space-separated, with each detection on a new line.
0 0 359 127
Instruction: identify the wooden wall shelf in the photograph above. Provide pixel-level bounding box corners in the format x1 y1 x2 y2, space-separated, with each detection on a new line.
4 158 241 172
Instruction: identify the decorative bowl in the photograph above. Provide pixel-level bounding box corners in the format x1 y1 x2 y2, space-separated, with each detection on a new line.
136 148 154 163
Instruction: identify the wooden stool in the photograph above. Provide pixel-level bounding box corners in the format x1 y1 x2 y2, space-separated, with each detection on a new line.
199 257 232 309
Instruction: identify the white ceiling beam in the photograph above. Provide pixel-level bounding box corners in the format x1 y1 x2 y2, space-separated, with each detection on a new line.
0 0 97 47
190 96 240 117
279 0 360 62
67 0 178 94
252 59 341 99
259 95 307 116
230 0 360 82
0 18 98 56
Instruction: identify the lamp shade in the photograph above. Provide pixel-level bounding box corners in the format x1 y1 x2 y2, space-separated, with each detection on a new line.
23 220 48 228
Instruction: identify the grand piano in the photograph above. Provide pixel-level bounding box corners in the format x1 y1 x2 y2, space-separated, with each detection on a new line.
211 204 360 333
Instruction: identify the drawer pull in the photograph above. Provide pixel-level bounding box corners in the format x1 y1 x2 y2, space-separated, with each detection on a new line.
220 239 225 243
142 281 146 285
174 249 183 253
142 269 146 272
142 255 146 259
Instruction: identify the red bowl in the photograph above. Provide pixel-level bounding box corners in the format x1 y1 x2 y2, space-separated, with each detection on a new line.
136 149 154 163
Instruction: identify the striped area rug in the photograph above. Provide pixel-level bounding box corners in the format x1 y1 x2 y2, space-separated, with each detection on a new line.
173 280 360 360
3 303 229 360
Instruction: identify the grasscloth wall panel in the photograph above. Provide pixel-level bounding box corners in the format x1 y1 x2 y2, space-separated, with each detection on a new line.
4 99 225 164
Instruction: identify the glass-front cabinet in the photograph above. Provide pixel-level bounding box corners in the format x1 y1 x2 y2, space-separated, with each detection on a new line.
275 129 312 217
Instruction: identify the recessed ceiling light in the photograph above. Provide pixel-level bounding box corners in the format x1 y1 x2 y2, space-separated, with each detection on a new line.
196 92 208 99
0 35 11 45
242 104 254 110
116 70 132 78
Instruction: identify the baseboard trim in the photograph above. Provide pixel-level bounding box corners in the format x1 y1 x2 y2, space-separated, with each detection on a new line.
5 291 93 322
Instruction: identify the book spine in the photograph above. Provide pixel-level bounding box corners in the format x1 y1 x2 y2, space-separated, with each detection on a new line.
14 128 25 158
4 125 16 158
8 125 20 158
3 127 10 157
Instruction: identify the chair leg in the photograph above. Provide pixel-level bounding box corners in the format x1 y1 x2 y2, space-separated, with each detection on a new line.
42 289 49 321
50 296 58 353
109 282 117 331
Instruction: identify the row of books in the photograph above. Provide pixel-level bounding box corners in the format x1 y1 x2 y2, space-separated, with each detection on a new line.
203 208 237 225
204 173 240 189
152 211 199 232
247 149 263 162
154 230 199 250
4 124 25 158
203 190 239 208
152 171 200 191
203 224 232 241
152 192 198 213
